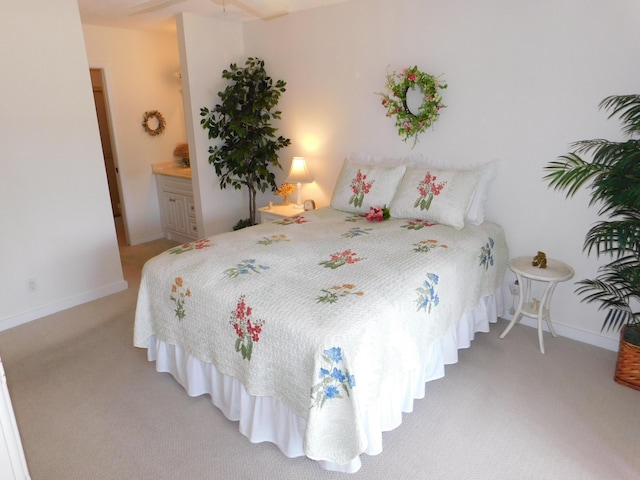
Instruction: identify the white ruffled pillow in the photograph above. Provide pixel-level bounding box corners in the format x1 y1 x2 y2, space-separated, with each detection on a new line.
461 160 498 225
389 166 482 229
331 160 406 214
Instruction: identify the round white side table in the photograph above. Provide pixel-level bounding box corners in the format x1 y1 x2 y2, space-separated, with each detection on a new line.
500 256 574 354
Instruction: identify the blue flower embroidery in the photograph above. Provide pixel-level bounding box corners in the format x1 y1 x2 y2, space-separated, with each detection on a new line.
325 385 340 399
416 273 440 313
479 237 495 270
324 347 343 362
341 226 372 238
224 259 270 278
310 347 356 409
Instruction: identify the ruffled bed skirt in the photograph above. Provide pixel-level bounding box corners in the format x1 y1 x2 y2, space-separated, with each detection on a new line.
145 293 501 473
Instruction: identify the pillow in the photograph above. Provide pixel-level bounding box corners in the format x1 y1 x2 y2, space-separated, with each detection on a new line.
402 155 499 225
389 166 482 229
464 159 498 225
331 161 406 213
346 151 402 167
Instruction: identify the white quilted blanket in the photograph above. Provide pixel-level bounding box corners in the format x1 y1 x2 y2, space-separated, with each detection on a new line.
134 207 507 465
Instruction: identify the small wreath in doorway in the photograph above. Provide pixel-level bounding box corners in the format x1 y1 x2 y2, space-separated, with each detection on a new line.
142 110 166 136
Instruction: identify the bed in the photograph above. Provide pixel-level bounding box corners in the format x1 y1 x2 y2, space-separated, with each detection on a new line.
134 156 508 472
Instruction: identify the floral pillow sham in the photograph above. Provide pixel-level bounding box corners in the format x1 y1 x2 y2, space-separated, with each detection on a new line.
389 166 482 229
347 152 498 226
330 162 406 214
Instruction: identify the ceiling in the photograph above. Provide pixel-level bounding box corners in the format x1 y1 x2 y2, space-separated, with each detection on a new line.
77 0 349 31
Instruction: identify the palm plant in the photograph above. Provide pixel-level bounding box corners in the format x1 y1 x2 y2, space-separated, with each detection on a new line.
544 94 640 346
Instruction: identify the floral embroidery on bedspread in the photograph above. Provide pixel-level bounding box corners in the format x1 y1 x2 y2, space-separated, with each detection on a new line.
167 238 213 255
341 226 372 238
170 277 191 320
415 273 440 313
316 284 364 304
413 239 448 253
479 237 495 270
275 215 307 225
256 234 290 245
224 259 270 278
229 295 265 361
401 219 435 230
318 249 364 269
310 347 356 409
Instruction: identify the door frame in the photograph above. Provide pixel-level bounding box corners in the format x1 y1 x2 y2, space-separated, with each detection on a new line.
89 64 130 246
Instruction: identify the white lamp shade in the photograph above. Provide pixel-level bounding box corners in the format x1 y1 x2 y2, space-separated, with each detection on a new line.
285 157 313 184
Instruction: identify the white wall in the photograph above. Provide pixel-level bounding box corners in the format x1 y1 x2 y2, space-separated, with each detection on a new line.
82 24 186 245
0 0 126 330
177 14 248 236
225 0 640 349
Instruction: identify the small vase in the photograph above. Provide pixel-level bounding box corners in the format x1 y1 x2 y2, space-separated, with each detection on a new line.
282 195 289 205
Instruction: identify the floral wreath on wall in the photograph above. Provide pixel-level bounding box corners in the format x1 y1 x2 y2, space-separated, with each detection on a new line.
142 110 166 136
378 66 447 147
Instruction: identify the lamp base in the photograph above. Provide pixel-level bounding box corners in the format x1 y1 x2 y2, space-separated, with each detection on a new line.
294 182 303 209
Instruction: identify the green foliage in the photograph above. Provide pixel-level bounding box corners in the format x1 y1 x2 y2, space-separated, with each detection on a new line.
544 95 640 335
232 218 253 231
200 57 291 226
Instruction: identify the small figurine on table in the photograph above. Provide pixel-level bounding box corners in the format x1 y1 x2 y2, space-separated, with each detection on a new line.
532 251 547 268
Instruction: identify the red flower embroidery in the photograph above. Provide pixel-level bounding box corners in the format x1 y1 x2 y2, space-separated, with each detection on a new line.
349 169 375 208
415 172 447 211
229 295 265 361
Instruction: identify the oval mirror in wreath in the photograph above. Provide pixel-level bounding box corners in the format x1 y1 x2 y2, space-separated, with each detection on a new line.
403 85 424 116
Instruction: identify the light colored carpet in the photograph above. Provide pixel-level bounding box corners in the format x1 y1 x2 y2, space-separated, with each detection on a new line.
0 232 638 480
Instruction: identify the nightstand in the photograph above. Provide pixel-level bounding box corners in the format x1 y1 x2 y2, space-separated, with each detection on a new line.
258 204 302 223
500 256 574 353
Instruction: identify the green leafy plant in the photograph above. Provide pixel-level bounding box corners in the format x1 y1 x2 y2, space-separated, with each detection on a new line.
201 57 291 227
544 94 640 345
232 218 253 231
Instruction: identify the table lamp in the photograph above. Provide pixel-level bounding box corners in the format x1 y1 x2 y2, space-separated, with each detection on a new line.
285 157 313 209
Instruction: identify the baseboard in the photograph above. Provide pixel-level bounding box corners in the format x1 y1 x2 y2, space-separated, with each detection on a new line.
0 280 129 332
499 313 619 352
166 231 197 244
129 232 166 246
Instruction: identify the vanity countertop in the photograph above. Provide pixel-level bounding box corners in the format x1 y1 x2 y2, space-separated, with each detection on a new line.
151 161 192 179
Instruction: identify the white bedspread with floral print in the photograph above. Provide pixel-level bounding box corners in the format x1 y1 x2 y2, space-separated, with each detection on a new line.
134 206 508 465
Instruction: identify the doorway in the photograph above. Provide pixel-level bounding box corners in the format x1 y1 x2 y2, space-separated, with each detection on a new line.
90 68 129 246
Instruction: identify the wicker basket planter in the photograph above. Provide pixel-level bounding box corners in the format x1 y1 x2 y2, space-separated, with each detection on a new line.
614 326 640 391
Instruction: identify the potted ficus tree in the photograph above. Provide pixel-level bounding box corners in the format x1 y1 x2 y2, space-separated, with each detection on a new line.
544 94 640 390
200 57 291 229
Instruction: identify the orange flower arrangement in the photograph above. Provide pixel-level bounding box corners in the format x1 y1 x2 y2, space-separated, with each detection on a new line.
275 183 296 204
275 183 295 197
173 143 189 159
